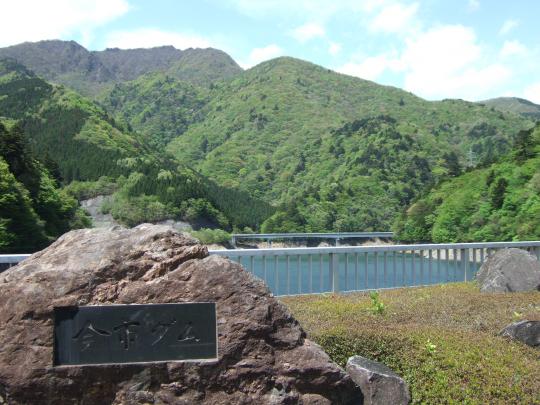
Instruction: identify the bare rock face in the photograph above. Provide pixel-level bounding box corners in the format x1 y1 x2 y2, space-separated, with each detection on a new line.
0 224 362 404
500 320 540 348
476 248 540 292
346 356 410 405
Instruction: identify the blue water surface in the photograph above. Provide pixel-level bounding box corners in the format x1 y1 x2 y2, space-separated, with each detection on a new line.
233 252 481 296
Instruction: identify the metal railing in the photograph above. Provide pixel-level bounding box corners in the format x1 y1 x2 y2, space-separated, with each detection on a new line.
230 231 393 247
0 254 31 272
210 241 540 296
2 242 540 296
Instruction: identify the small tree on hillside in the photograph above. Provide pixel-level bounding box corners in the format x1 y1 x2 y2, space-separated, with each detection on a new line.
443 151 461 177
513 129 535 162
489 177 508 209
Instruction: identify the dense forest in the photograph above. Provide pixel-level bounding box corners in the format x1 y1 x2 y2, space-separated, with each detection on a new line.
394 123 540 242
1 40 538 251
0 57 273 252
101 72 209 148
90 53 533 233
165 58 531 232
0 121 89 252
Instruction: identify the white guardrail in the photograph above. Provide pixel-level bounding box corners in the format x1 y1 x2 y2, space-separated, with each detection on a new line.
2 241 540 296
210 241 540 296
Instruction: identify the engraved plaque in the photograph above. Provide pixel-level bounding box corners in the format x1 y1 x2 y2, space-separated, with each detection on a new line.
53 303 217 366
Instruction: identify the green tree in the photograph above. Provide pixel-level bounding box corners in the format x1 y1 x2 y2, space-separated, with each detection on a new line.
443 152 461 177
489 177 508 209
513 129 536 162
0 158 48 252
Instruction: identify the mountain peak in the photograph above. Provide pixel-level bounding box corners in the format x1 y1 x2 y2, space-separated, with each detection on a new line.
480 96 540 120
0 40 243 95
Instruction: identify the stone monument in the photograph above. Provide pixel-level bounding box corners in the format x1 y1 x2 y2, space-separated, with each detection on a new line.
0 224 363 404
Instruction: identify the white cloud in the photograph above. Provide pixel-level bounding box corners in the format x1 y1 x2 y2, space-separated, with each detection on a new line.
337 53 400 80
401 25 479 75
523 82 540 104
406 63 510 100
291 22 325 43
240 44 284 69
222 0 381 20
340 24 513 100
369 2 419 34
467 0 480 12
500 40 527 58
328 42 342 56
399 25 511 99
0 0 129 47
105 29 211 50
499 19 519 35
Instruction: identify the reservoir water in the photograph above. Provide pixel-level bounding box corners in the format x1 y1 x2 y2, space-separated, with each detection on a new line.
232 252 482 296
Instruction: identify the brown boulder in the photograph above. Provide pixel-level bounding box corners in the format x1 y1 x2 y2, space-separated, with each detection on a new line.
0 224 362 404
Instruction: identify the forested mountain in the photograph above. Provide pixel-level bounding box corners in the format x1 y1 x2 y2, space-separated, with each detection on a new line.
0 57 144 182
0 58 272 240
0 40 242 96
101 72 209 148
0 121 89 252
163 57 532 231
1 41 536 238
97 46 242 85
479 97 540 121
395 124 540 242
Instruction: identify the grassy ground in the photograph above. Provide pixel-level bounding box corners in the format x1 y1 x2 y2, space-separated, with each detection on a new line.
282 283 540 404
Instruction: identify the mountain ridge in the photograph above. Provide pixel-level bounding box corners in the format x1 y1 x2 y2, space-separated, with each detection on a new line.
160 56 532 231
479 97 540 120
0 40 242 96
0 58 273 238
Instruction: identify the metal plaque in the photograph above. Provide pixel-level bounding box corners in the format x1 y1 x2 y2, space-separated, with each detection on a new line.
53 303 217 366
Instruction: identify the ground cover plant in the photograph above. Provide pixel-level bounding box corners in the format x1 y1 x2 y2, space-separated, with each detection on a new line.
283 283 540 404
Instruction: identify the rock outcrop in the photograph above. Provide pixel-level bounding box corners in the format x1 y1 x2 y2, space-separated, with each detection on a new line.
346 356 410 405
476 248 540 292
500 320 540 348
0 224 362 404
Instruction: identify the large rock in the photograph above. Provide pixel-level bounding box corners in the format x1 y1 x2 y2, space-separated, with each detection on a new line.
476 248 540 292
500 320 540 348
346 356 410 405
0 224 362 404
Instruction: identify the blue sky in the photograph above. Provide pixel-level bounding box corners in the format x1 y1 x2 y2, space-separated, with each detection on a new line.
1 0 539 102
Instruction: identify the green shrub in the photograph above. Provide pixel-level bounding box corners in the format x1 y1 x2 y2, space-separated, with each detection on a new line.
64 176 117 200
180 198 230 229
107 194 180 227
190 228 231 244
369 291 386 315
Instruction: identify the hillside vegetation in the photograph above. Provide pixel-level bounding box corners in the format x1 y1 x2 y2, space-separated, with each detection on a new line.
1 41 537 240
164 57 531 231
284 284 540 404
0 121 89 252
101 72 208 148
0 58 272 244
395 123 540 242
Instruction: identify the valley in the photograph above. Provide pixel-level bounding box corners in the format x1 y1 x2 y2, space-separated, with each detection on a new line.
0 40 538 252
